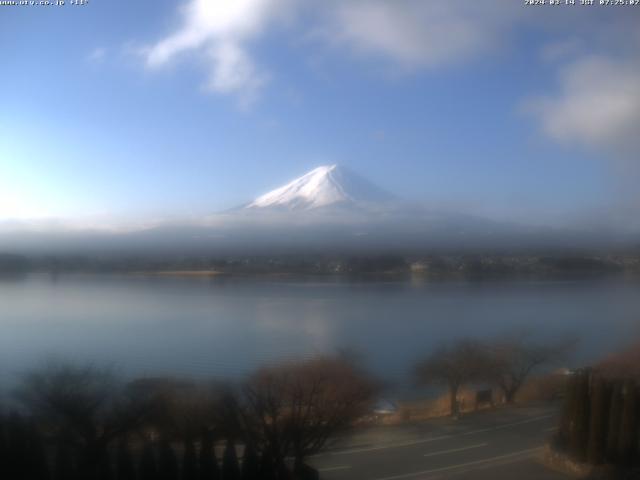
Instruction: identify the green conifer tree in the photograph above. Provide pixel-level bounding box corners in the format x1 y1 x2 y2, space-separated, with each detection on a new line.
139 441 158 480
587 377 610 465
158 438 179 480
606 382 623 463
222 441 241 480
53 443 77 480
240 443 259 480
116 439 136 480
27 421 50 480
199 432 220 480
183 438 198 480
617 380 638 466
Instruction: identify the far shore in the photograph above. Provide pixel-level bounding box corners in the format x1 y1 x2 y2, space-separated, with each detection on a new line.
129 270 224 277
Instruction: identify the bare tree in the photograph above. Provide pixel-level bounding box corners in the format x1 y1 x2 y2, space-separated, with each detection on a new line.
124 376 220 440
415 340 487 417
16 362 150 476
596 340 640 380
241 356 377 475
484 332 575 404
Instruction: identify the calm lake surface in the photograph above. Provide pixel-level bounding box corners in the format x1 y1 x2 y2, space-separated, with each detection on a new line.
2 274 640 392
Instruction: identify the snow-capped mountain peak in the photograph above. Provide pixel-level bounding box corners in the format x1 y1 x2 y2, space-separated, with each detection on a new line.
245 165 395 210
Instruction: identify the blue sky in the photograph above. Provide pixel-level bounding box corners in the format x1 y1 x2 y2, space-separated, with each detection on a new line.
1 0 639 227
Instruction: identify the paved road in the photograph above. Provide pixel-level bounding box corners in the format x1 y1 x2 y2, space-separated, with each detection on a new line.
310 405 566 480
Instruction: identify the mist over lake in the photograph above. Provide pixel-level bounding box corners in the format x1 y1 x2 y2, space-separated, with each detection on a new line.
2 274 639 394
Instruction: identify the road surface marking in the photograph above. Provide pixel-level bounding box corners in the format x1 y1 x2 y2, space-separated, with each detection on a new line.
372 447 543 480
423 443 487 458
318 465 352 472
545 426 558 432
458 415 553 437
325 415 552 456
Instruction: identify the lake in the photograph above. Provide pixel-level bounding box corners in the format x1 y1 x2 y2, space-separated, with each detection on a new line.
1 273 639 393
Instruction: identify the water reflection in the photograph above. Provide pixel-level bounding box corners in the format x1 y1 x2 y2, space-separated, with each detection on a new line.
1 274 639 391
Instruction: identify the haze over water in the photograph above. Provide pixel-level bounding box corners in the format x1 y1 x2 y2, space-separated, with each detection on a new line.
2 273 639 394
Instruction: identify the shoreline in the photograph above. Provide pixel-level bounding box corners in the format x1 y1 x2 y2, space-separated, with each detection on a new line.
128 270 224 277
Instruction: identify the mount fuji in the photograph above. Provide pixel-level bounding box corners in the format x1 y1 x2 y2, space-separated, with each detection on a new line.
243 165 397 212
0 165 610 255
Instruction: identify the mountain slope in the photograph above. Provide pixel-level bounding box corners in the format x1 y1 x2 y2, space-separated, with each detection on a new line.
2 164 628 255
244 165 395 211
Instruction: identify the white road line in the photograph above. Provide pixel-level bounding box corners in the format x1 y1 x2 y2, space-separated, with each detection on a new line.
326 435 455 456
318 465 352 472
458 415 553 437
325 415 552 456
423 443 487 458
371 447 543 480
545 427 558 432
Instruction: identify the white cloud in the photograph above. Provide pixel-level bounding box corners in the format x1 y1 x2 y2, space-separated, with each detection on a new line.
525 56 640 157
141 0 640 146
141 0 525 102
204 41 268 108
539 38 582 63
87 47 107 63
144 0 290 106
326 0 522 69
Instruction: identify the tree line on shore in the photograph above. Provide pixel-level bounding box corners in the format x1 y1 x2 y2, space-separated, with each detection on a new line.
2 252 638 276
